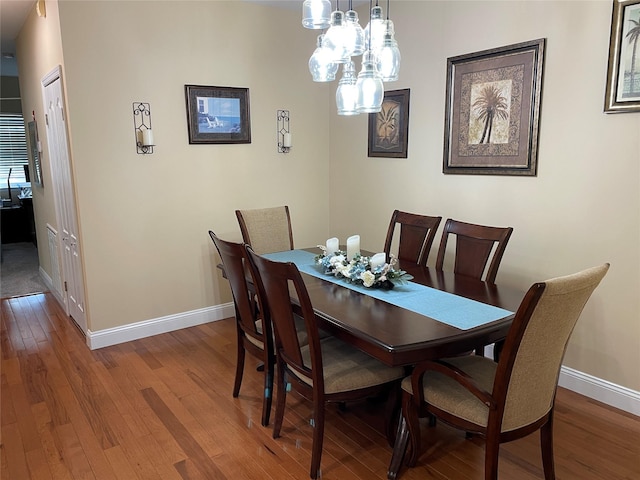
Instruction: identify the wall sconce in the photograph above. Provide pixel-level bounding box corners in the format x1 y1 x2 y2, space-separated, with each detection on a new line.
277 109 291 153
132 102 154 154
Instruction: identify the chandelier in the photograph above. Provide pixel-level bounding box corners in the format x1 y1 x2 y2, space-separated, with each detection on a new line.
302 0 401 115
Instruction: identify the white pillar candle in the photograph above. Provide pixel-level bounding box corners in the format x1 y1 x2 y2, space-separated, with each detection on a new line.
142 128 154 146
283 133 292 148
346 235 360 260
370 252 386 270
325 237 339 255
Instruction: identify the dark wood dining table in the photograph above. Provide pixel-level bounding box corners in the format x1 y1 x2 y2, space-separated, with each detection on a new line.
287 248 525 368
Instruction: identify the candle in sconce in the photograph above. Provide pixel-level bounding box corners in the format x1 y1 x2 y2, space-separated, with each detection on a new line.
283 133 292 148
346 235 360 260
325 237 339 255
142 128 154 146
369 252 386 270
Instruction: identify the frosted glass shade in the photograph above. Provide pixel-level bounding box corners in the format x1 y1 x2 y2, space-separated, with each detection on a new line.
336 61 359 115
363 6 385 53
355 51 383 113
377 33 401 82
343 10 365 57
302 0 331 29
324 10 350 63
309 34 338 82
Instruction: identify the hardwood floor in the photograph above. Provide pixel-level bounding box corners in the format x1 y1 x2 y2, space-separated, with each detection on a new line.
2 293 639 479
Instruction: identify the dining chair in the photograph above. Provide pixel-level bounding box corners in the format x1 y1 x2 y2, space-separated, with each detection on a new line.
208 230 275 426
387 263 609 480
235 205 294 254
383 210 442 267
435 218 513 283
246 245 406 480
435 218 514 358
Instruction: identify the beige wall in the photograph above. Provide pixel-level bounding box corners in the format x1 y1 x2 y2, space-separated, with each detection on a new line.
15 0 65 285
14 0 640 393
330 0 640 391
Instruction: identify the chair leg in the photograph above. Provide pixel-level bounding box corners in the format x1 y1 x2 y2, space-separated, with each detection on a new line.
484 435 500 480
272 363 287 439
233 337 245 398
309 396 325 480
540 414 556 480
260 357 274 427
387 413 409 480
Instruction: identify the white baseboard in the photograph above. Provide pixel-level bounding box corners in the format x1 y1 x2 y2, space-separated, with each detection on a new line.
485 344 640 417
558 366 640 416
86 302 235 350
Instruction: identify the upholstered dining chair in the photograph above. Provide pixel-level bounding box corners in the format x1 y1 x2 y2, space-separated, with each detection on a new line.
383 210 442 267
246 245 406 480
208 231 275 426
236 205 294 254
387 263 609 480
435 218 513 283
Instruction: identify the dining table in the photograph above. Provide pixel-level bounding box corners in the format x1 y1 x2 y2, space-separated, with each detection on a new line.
261 248 525 368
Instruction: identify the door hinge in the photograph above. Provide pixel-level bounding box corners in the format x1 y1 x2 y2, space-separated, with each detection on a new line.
45 114 49 126
64 281 68 292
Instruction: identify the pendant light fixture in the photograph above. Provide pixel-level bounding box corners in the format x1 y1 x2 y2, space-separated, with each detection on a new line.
302 0 331 29
336 61 359 115
302 0 399 116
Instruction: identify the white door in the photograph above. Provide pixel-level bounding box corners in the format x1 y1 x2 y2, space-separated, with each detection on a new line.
42 66 86 333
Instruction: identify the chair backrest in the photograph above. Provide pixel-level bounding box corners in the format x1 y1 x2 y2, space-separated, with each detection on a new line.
245 246 324 391
383 210 442 266
235 206 294 255
208 231 270 348
493 263 609 432
435 218 513 283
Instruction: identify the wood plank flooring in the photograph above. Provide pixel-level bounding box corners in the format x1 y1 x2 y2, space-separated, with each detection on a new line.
2 293 639 479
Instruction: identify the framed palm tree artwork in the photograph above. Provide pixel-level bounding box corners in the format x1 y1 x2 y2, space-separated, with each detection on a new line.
443 39 545 176
605 0 640 113
368 89 410 158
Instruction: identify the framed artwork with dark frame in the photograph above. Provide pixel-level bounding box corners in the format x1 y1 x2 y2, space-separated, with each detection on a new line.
605 0 640 113
184 85 251 144
443 38 545 176
368 88 410 158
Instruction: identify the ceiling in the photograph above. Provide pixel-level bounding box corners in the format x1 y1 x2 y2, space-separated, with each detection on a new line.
1 0 35 56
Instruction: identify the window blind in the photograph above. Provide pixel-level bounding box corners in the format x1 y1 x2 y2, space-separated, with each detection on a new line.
0 113 28 184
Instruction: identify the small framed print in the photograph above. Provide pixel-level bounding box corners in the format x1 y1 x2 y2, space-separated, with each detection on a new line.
368 89 410 158
443 39 545 176
604 0 640 113
185 85 251 144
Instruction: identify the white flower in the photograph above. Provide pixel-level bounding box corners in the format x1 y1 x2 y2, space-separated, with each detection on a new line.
361 270 376 287
330 254 345 266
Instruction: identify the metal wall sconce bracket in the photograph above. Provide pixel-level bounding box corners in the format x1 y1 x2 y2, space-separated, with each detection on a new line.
133 102 154 154
277 109 291 153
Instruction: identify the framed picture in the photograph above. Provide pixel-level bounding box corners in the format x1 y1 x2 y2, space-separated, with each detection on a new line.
443 39 545 176
368 89 410 158
27 121 43 186
184 85 251 144
605 0 640 113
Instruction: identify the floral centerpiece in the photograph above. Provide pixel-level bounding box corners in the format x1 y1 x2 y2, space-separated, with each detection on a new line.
314 246 413 290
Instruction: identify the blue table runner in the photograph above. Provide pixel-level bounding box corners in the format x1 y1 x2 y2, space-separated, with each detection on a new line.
262 249 513 331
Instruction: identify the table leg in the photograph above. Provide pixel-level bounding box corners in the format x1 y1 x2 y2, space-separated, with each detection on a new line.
387 413 409 480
